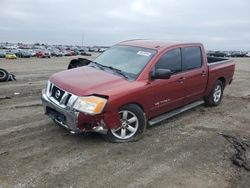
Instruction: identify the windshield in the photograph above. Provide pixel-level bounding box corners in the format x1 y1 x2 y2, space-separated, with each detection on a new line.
90 45 157 80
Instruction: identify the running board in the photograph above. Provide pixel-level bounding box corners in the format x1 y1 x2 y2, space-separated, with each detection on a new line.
148 101 204 126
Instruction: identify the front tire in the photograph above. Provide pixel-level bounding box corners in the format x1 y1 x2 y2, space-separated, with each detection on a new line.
205 80 224 106
105 104 146 143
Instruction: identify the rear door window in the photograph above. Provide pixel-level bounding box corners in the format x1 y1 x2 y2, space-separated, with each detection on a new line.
155 48 182 74
182 47 202 71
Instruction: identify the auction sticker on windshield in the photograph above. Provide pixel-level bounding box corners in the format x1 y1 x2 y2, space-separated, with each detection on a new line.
137 51 152 57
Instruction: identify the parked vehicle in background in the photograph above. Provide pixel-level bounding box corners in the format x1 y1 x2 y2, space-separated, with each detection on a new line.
61 50 72 56
80 51 91 56
5 52 17 59
16 50 32 58
69 50 78 56
28 50 37 57
207 50 249 58
88 47 99 52
73 50 81 55
36 51 51 58
98 47 109 52
0 50 6 58
51 50 63 57
66 50 77 56
207 51 228 57
230 51 247 57
42 40 235 142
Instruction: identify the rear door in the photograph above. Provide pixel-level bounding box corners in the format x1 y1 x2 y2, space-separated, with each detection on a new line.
147 48 186 117
182 46 208 103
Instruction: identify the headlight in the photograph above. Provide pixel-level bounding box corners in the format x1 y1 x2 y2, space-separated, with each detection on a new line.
73 96 107 115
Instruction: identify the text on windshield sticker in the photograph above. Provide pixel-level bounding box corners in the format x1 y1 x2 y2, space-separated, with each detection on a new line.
137 51 152 57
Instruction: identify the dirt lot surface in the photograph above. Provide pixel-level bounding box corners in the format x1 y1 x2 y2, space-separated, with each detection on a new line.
0 56 249 188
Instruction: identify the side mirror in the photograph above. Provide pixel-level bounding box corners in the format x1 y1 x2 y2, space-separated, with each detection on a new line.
151 69 171 79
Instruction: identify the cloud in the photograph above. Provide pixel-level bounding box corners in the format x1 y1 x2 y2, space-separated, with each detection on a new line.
0 0 249 50
130 0 159 17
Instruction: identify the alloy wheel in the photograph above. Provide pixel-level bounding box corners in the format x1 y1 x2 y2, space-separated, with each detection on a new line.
213 85 222 103
111 110 139 139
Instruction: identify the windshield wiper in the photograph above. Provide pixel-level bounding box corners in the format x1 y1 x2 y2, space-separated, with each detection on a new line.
89 61 104 70
106 66 129 80
90 62 129 80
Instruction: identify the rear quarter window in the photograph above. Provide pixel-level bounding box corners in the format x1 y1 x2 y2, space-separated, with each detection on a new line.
182 47 202 71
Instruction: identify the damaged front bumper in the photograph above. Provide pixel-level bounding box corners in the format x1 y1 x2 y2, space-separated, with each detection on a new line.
41 89 108 134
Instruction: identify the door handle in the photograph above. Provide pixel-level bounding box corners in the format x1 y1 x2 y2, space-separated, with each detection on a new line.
177 77 186 83
201 70 206 76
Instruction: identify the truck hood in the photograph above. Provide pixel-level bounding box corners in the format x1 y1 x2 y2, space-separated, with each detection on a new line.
49 66 129 96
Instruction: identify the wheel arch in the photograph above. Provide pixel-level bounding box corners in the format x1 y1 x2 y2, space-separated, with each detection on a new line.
217 77 225 88
118 102 148 120
105 101 146 142
119 102 145 113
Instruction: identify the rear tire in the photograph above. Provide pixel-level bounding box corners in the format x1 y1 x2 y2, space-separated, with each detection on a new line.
204 80 224 106
105 104 146 143
0 68 9 82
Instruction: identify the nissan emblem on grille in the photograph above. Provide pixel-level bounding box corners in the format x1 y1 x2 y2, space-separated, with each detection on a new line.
55 90 61 99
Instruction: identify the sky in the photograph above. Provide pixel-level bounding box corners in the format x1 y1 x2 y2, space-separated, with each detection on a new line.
0 0 250 50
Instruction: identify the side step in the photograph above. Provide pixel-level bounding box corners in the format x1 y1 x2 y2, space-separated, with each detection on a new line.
148 100 204 126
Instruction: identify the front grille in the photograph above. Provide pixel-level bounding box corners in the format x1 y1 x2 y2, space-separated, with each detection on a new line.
46 81 77 108
51 86 65 102
64 94 72 106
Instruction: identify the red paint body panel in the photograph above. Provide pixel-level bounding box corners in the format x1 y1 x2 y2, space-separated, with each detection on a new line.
50 66 128 96
48 40 235 131
205 61 235 95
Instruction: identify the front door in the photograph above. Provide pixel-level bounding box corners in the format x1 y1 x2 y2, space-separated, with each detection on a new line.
147 48 186 118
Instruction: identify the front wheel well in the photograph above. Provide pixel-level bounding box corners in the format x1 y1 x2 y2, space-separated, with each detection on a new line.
105 102 146 142
119 102 145 113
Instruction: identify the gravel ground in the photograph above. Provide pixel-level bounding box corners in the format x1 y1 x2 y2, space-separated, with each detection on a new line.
0 56 249 188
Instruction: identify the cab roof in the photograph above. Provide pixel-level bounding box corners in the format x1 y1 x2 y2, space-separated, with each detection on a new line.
118 39 202 52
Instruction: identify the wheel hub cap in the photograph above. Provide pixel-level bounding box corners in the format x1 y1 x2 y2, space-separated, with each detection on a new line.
110 110 139 140
121 121 127 128
213 85 222 103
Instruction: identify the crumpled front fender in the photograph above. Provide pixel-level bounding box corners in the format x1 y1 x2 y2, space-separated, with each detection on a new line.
103 110 121 129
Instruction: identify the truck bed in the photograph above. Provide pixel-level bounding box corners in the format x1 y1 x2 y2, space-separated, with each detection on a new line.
207 56 231 65
205 56 235 97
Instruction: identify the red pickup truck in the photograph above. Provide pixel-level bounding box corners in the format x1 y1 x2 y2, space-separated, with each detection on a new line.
41 40 235 142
